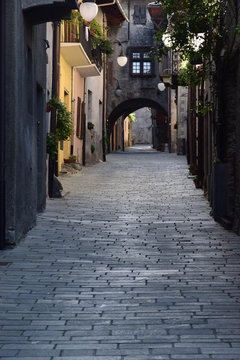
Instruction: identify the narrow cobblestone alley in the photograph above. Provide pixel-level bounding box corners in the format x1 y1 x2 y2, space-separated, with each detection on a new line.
1 146 240 360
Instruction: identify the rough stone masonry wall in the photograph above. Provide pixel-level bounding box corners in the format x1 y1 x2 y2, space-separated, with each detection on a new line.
107 0 168 125
5 1 47 243
222 0 240 232
132 108 152 144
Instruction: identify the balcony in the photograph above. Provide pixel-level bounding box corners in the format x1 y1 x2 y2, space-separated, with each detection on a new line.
96 0 129 26
22 0 78 24
60 22 102 77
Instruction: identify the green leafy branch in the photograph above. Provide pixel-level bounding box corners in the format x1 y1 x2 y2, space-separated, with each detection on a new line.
89 19 114 56
154 0 226 86
46 98 73 160
128 113 136 122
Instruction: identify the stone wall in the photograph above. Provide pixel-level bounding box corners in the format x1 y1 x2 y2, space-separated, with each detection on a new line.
107 0 168 132
5 1 47 243
132 108 152 144
221 0 240 232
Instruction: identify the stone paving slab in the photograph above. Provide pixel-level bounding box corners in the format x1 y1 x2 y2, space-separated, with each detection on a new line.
0 145 240 359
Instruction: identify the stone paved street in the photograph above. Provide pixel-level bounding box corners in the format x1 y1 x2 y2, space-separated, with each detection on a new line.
1 145 240 360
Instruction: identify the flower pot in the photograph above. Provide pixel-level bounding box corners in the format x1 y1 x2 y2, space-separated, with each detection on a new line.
194 179 201 188
46 102 52 112
64 159 76 164
147 3 167 30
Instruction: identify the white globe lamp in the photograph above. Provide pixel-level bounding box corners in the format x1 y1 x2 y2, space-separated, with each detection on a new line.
80 0 98 22
158 82 166 91
115 88 122 97
116 44 128 67
117 55 128 67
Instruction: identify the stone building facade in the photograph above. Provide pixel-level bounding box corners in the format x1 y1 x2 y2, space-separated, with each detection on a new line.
106 0 169 149
132 108 153 145
186 0 240 234
0 0 78 247
220 0 240 233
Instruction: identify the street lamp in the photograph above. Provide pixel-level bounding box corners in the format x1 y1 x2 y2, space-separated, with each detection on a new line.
157 82 166 91
114 79 122 97
80 0 98 22
116 42 128 67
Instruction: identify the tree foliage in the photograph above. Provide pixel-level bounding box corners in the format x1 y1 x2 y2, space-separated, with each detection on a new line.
155 0 225 59
154 0 228 85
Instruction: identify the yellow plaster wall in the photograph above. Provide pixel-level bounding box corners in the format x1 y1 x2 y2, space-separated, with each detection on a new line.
58 53 72 173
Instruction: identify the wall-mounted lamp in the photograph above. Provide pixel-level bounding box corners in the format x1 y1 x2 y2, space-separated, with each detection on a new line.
116 42 128 67
159 68 172 86
157 82 166 92
80 0 98 22
114 78 122 97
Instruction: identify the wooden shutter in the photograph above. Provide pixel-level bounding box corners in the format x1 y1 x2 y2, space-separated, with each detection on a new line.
80 101 85 140
133 5 140 24
140 6 146 24
134 5 146 24
76 97 81 139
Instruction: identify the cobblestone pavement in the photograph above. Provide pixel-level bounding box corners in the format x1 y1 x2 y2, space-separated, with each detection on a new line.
1 145 240 360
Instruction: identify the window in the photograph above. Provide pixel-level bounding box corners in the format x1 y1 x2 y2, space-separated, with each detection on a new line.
133 5 146 25
88 90 92 120
130 49 154 77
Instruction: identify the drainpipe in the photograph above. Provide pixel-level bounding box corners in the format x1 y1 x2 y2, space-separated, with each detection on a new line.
98 0 116 7
128 0 130 42
0 0 6 249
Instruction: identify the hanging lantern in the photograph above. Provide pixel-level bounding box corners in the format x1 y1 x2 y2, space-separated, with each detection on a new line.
80 0 98 22
158 82 166 91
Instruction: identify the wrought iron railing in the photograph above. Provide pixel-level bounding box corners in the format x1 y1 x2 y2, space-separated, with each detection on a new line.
91 46 103 72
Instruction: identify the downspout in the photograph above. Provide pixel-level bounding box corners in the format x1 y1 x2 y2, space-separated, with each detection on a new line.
98 0 116 7
0 0 6 249
128 0 130 42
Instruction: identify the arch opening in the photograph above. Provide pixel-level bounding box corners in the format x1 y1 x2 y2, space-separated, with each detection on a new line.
107 98 169 153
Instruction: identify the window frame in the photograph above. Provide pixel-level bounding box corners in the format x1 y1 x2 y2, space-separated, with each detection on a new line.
129 48 154 77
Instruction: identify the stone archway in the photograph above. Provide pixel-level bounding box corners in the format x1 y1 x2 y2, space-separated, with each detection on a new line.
108 98 167 132
107 98 169 152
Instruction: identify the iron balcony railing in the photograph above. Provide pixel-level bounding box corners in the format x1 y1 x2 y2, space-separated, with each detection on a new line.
61 21 102 71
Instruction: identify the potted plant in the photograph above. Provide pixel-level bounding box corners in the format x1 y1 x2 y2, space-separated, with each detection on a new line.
88 121 94 130
99 38 114 56
46 98 73 160
89 19 113 56
64 155 77 163
91 144 95 154
193 175 201 188
189 163 197 175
